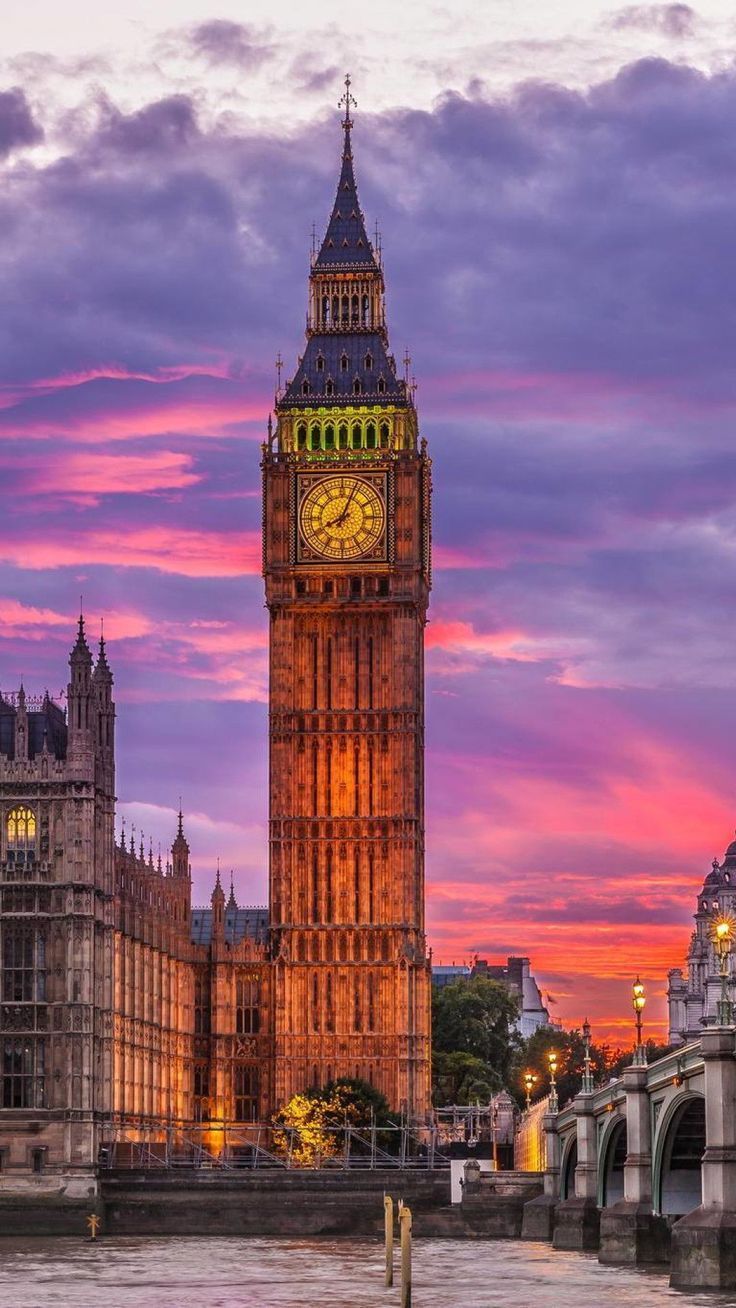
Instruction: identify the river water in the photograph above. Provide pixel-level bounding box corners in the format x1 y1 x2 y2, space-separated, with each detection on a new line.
1 1236 736 1308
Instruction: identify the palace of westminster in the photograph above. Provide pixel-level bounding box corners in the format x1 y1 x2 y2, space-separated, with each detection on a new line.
0 89 433 1184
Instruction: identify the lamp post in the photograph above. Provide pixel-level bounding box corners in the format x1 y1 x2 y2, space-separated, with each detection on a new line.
547 1050 559 1112
523 1071 538 1110
711 916 735 1026
581 1017 594 1093
632 977 646 1065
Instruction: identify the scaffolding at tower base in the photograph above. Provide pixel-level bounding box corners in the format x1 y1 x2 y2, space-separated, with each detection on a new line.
98 1118 452 1171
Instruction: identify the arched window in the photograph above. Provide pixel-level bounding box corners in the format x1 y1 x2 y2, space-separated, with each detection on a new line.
309 424 321 451
354 979 362 1031
321 296 330 325
380 421 390 447
325 847 333 922
337 423 348 450
6 807 35 856
362 294 369 325
312 973 320 1031
324 423 335 451
367 973 376 1031
377 377 386 395
316 355 325 372
366 422 376 450
302 379 311 395
341 295 349 323
351 423 362 450
340 353 349 372
364 352 373 370
332 295 339 324
351 294 359 323
326 974 334 1032
353 379 362 395
296 423 307 451
326 379 334 397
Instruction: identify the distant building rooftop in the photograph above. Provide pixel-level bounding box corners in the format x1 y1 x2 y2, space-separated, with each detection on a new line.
190 906 269 947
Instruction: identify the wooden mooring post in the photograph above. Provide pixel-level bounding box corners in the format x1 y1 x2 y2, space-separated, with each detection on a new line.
399 1201 412 1308
384 1193 394 1286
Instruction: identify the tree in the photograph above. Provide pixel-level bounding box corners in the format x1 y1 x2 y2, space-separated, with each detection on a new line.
272 1078 392 1166
432 977 522 1103
319 1077 392 1127
432 1050 502 1106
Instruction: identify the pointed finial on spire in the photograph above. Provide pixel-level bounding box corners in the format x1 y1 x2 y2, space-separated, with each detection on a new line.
157 844 162 874
339 72 357 133
177 800 184 839
216 856 221 887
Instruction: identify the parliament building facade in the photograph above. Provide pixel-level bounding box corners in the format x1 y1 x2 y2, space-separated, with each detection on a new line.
0 97 432 1187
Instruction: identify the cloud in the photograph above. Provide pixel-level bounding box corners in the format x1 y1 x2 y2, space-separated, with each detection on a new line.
609 4 697 38
0 525 261 578
188 20 273 70
14 449 200 500
0 87 43 157
95 95 199 154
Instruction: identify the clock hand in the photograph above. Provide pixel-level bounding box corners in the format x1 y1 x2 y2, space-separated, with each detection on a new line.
332 483 358 528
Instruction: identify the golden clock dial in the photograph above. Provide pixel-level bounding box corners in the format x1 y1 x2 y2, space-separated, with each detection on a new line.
300 475 385 561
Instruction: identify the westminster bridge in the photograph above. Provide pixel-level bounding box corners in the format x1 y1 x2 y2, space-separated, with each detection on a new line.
517 1027 736 1289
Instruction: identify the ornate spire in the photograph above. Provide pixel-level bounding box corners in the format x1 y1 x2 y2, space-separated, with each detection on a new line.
94 619 112 682
313 75 377 274
70 608 92 665
227 872 237 912
339 71 356 132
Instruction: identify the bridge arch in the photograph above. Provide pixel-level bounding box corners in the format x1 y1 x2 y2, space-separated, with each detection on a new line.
560 1133 577 1199
598 1114 627 1208
653 1092 705 1217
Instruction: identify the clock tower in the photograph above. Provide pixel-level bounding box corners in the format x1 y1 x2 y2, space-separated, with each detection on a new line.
263 81 431 1117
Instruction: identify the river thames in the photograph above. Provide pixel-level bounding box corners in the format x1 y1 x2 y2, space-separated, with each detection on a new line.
1 1237 735 1308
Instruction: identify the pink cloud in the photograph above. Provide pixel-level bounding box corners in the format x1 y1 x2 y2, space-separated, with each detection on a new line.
25 449 200 498
0 374 269 442
0 526 261 577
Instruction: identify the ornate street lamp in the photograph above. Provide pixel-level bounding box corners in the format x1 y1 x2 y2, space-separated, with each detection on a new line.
523 1070 538 1110
711 915 735 1026
547 1049 559 1112
581 1017 594 1093
632 977 646 1065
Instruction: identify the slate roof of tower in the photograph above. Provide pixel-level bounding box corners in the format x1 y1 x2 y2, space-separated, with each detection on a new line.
313 125 379 272
190 906 269 947
282 333 407 407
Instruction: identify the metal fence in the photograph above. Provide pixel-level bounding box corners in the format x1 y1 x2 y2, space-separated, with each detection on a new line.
98 1119 452 1171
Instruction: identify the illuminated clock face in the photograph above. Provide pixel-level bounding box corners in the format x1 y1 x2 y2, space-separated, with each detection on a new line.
299 475 385 561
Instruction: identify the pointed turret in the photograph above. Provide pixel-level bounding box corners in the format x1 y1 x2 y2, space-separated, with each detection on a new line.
171 805 190 880
15 683 28 761
67 610 94 771
227 873 237 913
92 624 115 786
211 863 225 939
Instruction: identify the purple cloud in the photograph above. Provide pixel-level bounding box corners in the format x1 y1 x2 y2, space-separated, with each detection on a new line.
188 20 273 69
610 4 697 38
0 87 42 157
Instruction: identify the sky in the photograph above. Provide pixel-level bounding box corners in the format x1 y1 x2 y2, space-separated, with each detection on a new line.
2 0 736 1044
